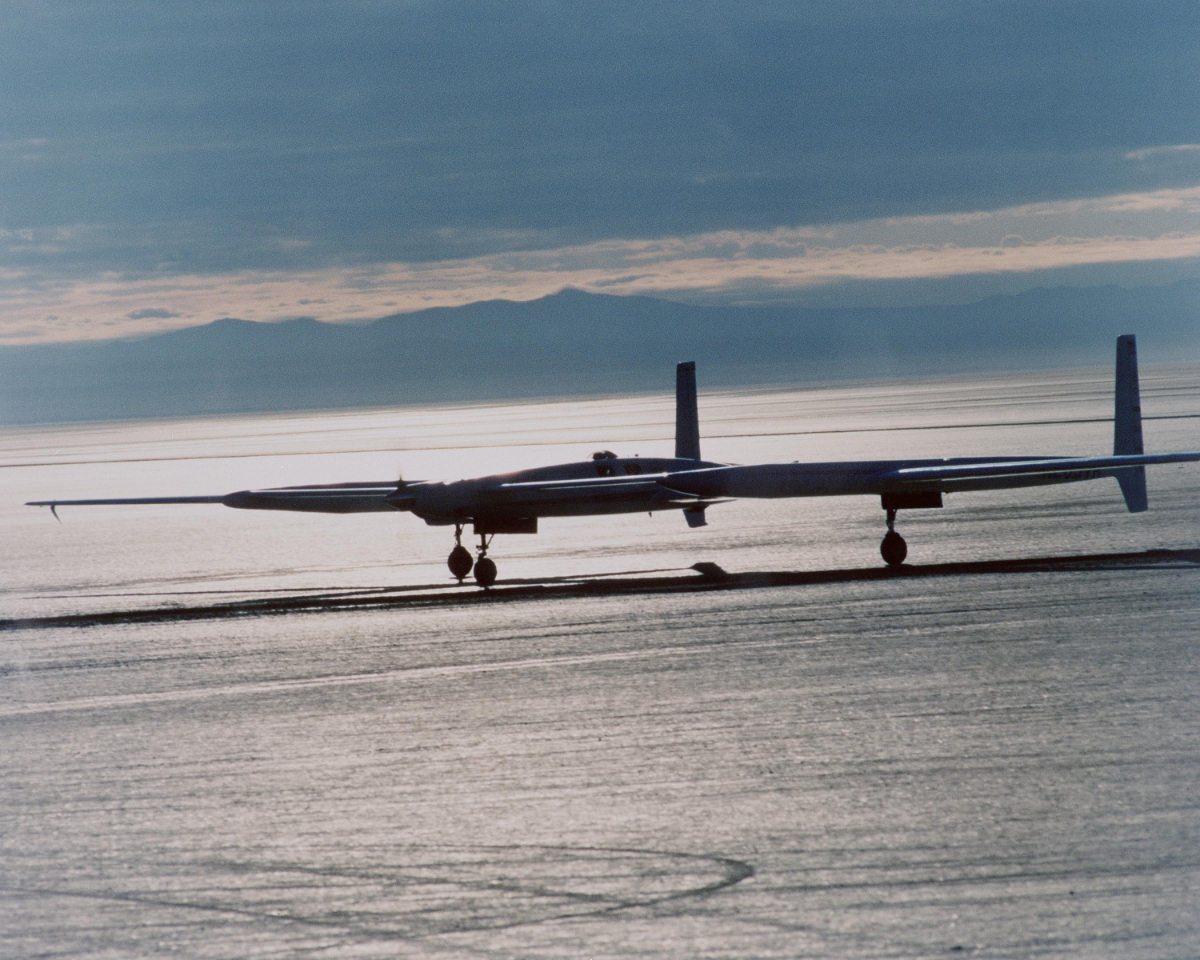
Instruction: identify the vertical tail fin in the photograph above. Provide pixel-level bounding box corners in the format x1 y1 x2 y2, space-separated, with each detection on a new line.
1114 334 1148 512
675 361 701 460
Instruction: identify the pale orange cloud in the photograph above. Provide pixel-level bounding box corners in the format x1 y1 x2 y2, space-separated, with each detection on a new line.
3 186 1199 345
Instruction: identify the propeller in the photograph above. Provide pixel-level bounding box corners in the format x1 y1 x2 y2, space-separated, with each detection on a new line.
386 471 415 510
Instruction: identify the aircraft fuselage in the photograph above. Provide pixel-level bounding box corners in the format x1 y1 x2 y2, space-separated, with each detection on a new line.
396 455 727 527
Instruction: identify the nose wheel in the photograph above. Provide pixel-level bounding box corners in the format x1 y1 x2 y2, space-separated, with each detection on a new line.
881 508 908 567
446 526 498 587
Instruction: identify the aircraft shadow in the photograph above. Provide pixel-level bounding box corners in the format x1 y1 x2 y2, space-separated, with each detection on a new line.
6 548 1199 632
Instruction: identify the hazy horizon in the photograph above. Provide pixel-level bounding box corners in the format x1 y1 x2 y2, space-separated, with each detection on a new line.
3 282 1198 426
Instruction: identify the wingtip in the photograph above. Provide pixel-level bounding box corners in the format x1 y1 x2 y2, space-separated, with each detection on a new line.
26 501 63 521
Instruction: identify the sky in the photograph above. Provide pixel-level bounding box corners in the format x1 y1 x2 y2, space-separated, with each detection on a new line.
2 0 1199 345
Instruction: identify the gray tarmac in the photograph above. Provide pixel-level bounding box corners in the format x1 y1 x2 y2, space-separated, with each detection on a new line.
4 549 1200 959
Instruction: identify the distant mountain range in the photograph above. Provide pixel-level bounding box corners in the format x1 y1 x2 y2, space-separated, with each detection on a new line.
2 283 1197 424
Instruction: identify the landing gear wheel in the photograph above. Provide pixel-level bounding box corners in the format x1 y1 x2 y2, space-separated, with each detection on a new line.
881 530 907 567
473 555 497 588
448 544 473 581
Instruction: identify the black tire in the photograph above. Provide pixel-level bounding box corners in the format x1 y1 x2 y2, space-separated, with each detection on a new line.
881 531 907 567
448 544 474 581
474 555 498 587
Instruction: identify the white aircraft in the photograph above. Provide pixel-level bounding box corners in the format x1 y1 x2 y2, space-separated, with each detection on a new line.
29 336 1200 587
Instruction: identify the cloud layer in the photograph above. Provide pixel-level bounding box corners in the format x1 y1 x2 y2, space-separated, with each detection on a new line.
5 186 1198 343
2 1 1199 343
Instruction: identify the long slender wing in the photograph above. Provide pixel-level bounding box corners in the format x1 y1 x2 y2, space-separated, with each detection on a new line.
27 496 228 507
660 451 1200 499
884 452 1200 488
26 473 714 521
221 482 402 512
28 482 402 515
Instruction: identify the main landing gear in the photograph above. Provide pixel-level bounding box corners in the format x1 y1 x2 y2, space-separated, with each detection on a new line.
880 507 908 567
878 492 941 568
447 525 497 587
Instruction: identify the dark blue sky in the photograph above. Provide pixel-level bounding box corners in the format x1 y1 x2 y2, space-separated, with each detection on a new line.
3 1 1199 342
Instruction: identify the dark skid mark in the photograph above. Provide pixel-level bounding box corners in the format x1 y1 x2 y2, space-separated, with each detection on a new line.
6 549 1199 632
4 844 754 942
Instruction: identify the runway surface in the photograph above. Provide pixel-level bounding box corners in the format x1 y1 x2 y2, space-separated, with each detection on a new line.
3 367 1199 957
6 547 1200 631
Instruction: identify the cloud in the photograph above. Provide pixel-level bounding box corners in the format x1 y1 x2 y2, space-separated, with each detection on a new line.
1096 186 1200 214
1125 144 1200 162
126 307 180 320
4 186 1200 344
3 2 1199 277
2 2 1199 345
